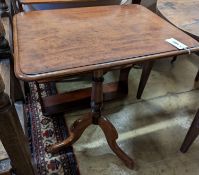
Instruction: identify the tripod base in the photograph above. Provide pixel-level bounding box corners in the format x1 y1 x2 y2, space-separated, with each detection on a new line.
46 113 134 169
46 69 135 169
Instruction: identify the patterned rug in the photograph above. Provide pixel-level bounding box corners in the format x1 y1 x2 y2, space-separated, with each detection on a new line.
26 82 80 175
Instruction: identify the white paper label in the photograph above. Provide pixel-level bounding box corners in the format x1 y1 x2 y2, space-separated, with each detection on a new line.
166 38 188 50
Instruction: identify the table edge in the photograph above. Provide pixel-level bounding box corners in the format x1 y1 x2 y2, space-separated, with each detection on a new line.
14 47 199 82
156 1 199 40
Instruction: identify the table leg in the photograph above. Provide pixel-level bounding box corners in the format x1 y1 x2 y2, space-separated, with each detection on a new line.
99 117 134 169
46 70 135 169
180 109 199 153
195 70 199 81
46 113 92 153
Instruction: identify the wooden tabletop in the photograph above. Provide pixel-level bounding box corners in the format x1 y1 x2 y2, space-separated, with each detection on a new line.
157 0 199 40
14 5 199 81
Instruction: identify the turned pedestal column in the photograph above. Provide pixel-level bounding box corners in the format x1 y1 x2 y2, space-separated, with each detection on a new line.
46 70 135 169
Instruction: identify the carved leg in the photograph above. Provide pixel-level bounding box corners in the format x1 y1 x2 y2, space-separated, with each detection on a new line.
0 0 9 17
195 70 199 81
99 117 134 169
0 75 36 175
92 70 134 168
137 60 154 99
118 66 132 94
46 70 135 169
170 56 177 64
46 114 92 153
180 109 199 153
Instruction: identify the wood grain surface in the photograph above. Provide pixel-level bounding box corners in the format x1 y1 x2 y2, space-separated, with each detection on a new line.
14 4 199 81
157 0 199 40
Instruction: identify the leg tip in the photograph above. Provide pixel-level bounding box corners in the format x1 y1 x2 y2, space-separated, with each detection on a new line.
45 145 55 154
123 158 136 170
180 146 188 153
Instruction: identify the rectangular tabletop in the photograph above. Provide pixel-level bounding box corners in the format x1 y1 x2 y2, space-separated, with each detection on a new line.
14 4 199 81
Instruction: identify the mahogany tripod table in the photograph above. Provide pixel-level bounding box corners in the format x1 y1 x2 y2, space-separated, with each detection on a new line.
13 4 199 169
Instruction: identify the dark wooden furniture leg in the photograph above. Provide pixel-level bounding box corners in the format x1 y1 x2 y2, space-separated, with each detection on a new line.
46 70 135 169
0 22 10 59
10 54 24 102
0 75 36 175
118 66 132 94
132 0 142 4
98 117 134 169
194 53 199 81
10 63 24 101
195 70 199 81
180 109 199 153
0 0 9 17
171 56 177 64
0 21 24 101
137 61 154 99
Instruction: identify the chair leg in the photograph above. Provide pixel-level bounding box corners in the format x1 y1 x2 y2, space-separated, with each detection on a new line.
170 56 177 64
180 109 199 153
137 60 154 99
195 70 199 81
118 66 132 94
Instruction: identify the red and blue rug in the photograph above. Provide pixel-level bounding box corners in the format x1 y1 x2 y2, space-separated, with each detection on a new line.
26 82 80 175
